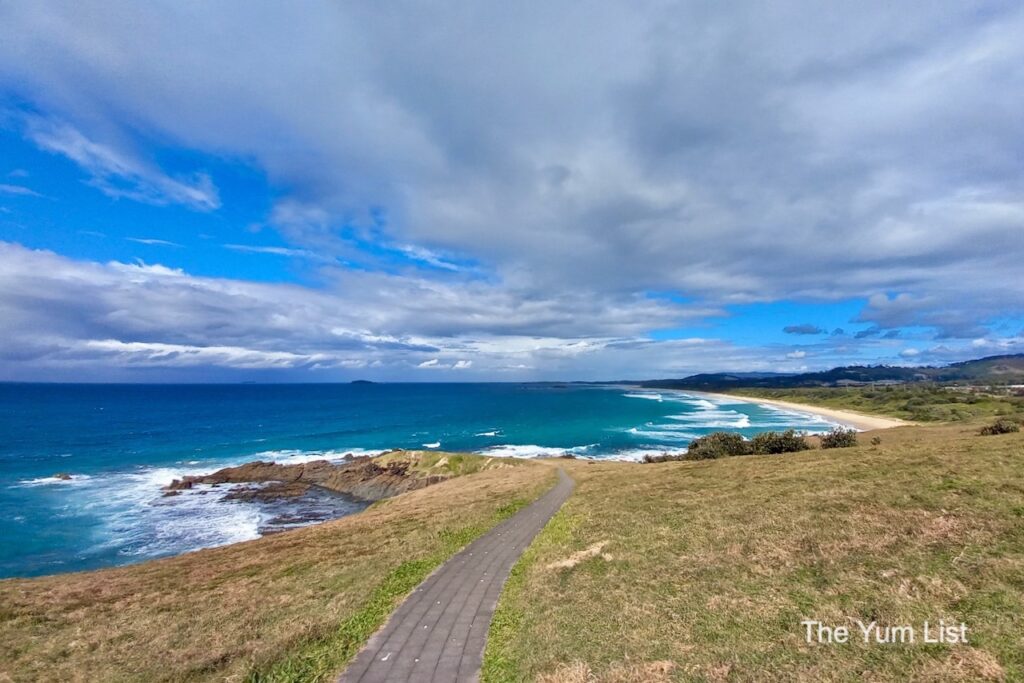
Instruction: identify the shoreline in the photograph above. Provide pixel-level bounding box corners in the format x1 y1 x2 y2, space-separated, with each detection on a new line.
688 390 912 431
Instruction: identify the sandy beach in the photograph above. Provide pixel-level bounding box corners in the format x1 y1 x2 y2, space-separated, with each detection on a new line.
692 391 913 431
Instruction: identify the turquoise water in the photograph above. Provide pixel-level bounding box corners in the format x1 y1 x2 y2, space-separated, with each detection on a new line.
0 383 837 577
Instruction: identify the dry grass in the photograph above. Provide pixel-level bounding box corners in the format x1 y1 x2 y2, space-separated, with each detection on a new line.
484 423 1024 682
0 456 555 682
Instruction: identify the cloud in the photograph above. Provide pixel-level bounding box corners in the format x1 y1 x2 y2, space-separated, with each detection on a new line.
223 243 322 259
127 237 181 247
23 118 219 211
786 350 807 359
783 324 824 335
0 2 1022 377
0 183 42 197
0 2 1019 316
0 242 728 380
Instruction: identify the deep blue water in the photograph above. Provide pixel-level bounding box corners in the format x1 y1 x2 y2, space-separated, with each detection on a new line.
0 382 837 578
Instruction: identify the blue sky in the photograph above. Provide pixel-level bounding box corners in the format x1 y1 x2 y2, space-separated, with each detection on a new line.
0 1 1022 381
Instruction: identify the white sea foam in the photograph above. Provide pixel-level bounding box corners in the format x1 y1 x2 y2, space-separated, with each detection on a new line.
480 444 599 459
475 430 500 437
14 445 395 565
17 474 92 487
609 447 690 462
626 427 698 441
624 392 663 401
422 442 441 448
249 448 385 465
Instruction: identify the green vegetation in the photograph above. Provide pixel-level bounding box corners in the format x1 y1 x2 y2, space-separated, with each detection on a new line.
644 429 810 462
485 423 1024 681
979 419 1021 436
750 429 812 454
686 431 751 459
735 384 1024 422
820 427 858 449
0 454 555 683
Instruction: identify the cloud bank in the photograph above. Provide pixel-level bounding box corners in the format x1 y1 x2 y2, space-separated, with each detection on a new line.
0 1 1021 378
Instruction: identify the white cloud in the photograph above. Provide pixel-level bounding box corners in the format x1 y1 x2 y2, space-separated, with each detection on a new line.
0 183 42 197
786 350 807 359
127 237 181 247
223 243 322 259
417 358 439 368
23 118 219 211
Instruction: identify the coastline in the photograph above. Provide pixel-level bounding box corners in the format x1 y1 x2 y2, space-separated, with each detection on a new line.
690 390 912 431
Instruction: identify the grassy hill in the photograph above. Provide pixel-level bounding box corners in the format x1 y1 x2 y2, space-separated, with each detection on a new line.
484 423 1024 682
0 454 555 682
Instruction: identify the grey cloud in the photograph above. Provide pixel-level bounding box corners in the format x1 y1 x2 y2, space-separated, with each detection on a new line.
0 1 1022 377
783 324 824 335
855 292 995 339
0 2 1020 316
0 242 717 379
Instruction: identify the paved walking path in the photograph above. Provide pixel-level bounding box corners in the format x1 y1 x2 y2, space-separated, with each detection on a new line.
339 468 574 683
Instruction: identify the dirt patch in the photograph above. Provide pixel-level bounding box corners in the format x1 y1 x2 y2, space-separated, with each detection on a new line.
920 648 1006 681
545 541 611 570
537 660 674 683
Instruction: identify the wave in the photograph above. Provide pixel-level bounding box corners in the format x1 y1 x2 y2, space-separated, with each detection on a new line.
474 430 500 437
13 445 394 567
609 447 689 462
17 474 92 487
248 448 386 465
626 427 698 441
624 392 663 401
422 442 441 448
480 443 597 459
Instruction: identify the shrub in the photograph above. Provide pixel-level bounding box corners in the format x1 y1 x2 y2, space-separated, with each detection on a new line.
685 432 752 460
979 419 1020 436
750 429 811 454
870 436 882 446
820 427 858 449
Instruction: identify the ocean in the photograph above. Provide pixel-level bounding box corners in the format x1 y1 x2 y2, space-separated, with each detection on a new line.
0 382 837 578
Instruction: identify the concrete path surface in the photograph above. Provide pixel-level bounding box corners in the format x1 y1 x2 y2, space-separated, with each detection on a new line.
339 467 574 683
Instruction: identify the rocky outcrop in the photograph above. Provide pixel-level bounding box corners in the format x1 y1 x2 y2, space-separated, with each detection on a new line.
164 454 449 502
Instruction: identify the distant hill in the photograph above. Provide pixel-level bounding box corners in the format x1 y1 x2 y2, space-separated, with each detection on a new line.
640 354 1024 390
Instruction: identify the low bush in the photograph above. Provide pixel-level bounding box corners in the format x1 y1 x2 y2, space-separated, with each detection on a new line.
820 427 859 449
685 432 752 459
750 429 811 454
979 419 1020 436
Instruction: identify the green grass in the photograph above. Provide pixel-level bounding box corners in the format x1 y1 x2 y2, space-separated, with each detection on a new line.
484 423 1024 681
733 385 1024 423
376 449 525 477
250 497 533 682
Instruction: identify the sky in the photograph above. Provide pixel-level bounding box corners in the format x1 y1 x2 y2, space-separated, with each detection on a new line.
0 1 1022 382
